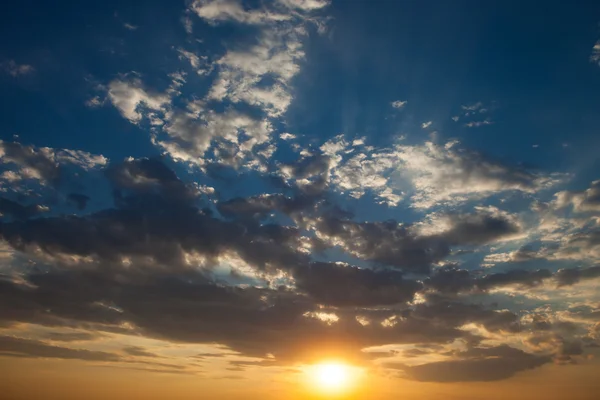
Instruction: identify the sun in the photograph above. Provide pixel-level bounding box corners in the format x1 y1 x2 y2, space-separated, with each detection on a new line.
315 363 347 390
306 361 359 395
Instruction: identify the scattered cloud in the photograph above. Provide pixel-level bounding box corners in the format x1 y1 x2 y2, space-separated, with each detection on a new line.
393 140 561 208
391 100 407 109
464 119 493 128
1 60 34 77
123 23 138 31
591 40 600 66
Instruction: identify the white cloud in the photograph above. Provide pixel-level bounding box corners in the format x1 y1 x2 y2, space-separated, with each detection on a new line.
464 119 493 128
277 0 330 11
157 108 272 166
461 102 483 111
280 133 296 140
104 0 329 170
0 140 107 186
182 14 194 34
107 77 170 123
391 100 407 109
123 23 138 31
191 0 291 25
207 28 306 117
554 181 600 213
177 49 212 75
85 96 104 108
54 149 108 170
392 141 562 208
421 121 432 129
591 40 600 66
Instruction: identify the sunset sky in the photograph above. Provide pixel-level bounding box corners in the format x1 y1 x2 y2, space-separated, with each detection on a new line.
2 1 600 399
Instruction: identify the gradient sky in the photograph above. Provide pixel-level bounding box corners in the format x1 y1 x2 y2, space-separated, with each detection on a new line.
1 1 600 399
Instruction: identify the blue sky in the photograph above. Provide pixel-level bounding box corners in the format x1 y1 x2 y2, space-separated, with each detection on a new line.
1 0 600 396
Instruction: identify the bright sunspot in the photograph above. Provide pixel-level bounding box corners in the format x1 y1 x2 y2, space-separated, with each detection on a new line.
307 362 360 395
315 363 347 389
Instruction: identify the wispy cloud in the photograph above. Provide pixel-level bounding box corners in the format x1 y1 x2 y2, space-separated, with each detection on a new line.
391 100 407 109
1 60 34 77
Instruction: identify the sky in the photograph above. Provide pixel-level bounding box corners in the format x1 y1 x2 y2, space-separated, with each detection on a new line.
1 0 600 399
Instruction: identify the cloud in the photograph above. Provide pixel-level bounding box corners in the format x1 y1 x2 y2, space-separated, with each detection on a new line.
67 193 90 211
391 100 407 109
123 346 158 358
461 102 484 112
464 119 493 128
42 331 99 342
85 96 104 108
177 48 212 75
206 27 306 117
0 197 47 220
1 60 34 77
421 121 432 129
293 262 422 307
554 180 600 213
158 108 272 167
591 40 600 66
277 0 331 11
477 269 552 291
0 140 108 186
191 0 291 25
190 0 328 152
123 23 138 30
309 206 525 275
107 77 170 123
0 335 120 361
553 230 600 262
106 157 199 204
459 102 494 127
280 135 405 206
555 265 600 287
393 141 561 208
399 345 551 382
424 267 555 296
419 206 523 245
102 0 330 172
310 216 449 274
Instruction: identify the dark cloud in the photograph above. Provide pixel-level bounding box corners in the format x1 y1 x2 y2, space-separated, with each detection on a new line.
424 268 475 295
398 345 550 382
0 335 120 361
477 269 552 291
67 193 90 210
0 141 61 184
281 154 332 194
42 331 99 342
312 217 449 274
555 180 600 212
0 268 476 364
412 300 521 333
433 210 521 246
106 158 198 205
554 340 584 364
312 207 522 274
217 193 316 221
0 155 596 379
424 268 552 295
123 346 159 358
556 229 600 260
293 262 422 307
555 265 600 287
0 197 45 220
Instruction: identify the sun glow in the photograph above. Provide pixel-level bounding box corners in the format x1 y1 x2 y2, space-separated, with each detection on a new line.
307 361 361 395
